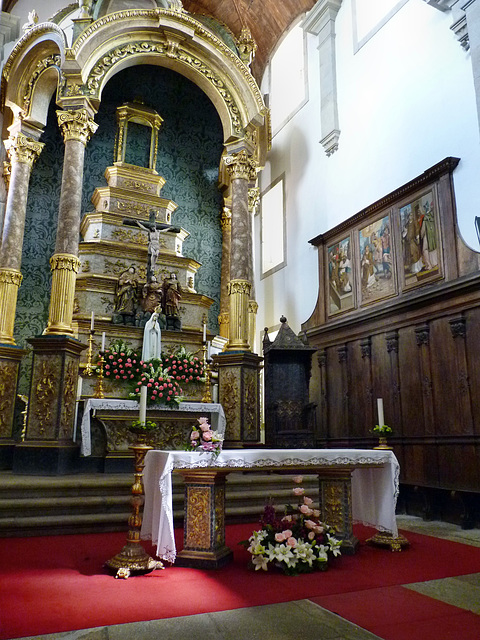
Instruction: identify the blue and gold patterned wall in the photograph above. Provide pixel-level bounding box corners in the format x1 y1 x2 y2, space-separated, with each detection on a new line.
15 64 224 394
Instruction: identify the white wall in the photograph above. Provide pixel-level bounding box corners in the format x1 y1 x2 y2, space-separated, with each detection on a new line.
256 0 480 339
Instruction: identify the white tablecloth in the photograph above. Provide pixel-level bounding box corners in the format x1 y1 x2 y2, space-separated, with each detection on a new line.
141 448 400 563
79 399 226 456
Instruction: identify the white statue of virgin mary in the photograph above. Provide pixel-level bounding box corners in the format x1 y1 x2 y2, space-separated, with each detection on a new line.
142 312 162 361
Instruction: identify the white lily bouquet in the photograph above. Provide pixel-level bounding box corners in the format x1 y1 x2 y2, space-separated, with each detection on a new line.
241 475 341 575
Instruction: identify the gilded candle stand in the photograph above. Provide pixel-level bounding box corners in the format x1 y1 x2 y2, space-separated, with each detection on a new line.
105 434 164 578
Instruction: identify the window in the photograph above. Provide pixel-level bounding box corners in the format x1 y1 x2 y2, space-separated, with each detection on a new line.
269 24 307 134
261 176 286 278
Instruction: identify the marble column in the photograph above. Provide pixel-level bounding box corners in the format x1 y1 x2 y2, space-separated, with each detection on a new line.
0 132 44 344
44 107 97 336
224 149 256 351
218 205 232 340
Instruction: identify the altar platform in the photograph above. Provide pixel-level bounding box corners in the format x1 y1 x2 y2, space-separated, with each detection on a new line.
141 448 399 568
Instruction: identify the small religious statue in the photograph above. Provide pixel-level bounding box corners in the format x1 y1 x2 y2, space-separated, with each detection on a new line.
113 266 139 325
142 309 162 361
123 211 180 282
22 9 39 32
163 272 182 330
141 275 163 314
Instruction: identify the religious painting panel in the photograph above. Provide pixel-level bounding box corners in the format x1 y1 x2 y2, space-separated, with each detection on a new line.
398 189 442 290
358 213 396 306
326 235 355 316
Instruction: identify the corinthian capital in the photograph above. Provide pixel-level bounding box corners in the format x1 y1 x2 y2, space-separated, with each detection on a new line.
225 149 257 181
5 132 44 167
57 108 98 145
220 206 232 231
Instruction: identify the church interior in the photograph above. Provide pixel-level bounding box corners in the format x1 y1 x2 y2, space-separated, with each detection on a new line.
1 1 480 639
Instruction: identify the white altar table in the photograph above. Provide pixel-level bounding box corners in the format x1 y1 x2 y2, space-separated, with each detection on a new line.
141 448 400 567
79 399 226 456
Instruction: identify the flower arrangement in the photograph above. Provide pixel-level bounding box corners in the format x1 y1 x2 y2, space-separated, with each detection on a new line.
161 346 204 385
187 417 223 458
97 340 205 408
241 476 341 575
372 424 393 435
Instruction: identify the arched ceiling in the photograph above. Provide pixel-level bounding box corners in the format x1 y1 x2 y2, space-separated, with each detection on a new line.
3 0 317 81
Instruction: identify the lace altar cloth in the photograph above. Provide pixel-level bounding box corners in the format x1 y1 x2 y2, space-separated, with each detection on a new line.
141 448 400 563
79 399 226 456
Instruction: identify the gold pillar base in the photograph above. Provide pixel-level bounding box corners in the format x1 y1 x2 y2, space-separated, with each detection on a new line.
0 344 28 468
43 254 80 336
317 468 359 555
0 268 23 345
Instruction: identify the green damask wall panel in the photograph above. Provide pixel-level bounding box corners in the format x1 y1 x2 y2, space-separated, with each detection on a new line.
15 64 223 394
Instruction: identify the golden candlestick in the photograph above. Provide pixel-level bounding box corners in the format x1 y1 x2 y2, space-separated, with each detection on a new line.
84 330 95 376
94 353 105 399
105 433 164 578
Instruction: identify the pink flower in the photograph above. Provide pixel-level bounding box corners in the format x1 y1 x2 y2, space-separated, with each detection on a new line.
308 531 315 540
275 532 285 542
293 487 304 496
147 383 152 388
287 537 297 548
282 529 292 539
303 496 313 505
191 431 200 440
300 505 313 515
305 519 316 530
202 430 214 441
313 510 320 518
115 375 120 379
314 525 324 534
293 476 303 484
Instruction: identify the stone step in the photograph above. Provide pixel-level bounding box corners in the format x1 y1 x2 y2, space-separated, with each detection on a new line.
0 471 319 538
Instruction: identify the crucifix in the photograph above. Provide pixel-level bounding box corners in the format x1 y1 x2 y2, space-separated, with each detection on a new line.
123 210 180 282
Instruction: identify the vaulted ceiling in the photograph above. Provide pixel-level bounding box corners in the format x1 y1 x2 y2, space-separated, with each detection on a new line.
3 0 317 81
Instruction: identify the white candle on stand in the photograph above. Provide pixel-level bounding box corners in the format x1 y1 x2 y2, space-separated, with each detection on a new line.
203 322 207 343
139 386 147 424
101 331 106 352
76 376 83 400
90 311 94 331
377 398 384 427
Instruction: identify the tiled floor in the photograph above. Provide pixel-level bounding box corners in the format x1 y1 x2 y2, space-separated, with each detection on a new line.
12 516 480 640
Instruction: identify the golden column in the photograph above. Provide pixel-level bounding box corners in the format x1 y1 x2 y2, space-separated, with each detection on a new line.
224 149 257 351
0 132 44 344
218 206 232 340
248 186 260 351
44 108 98 336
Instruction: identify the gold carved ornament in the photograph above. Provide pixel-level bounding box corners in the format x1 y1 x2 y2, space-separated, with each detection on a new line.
220 370 240 439
0 268 23 287
33 359 58 437
0 362 17 437
85 40 243 135
248 187 260 213
323 482 346 533
22 54 62 116
228 279 252 296
185 486 211 549
60 359 77 438
5 132 44 167
57 108 98 145
220 207 232 232
225 150 257 182
50 254 81 273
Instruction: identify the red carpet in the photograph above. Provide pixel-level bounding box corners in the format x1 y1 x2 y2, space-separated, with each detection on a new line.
1 524 480 639
311 586 480 640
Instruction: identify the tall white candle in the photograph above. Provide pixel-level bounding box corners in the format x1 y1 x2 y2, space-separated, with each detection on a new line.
377 398 384 427
90 311 94 331
101 331 106 352
139 386 147 424
203 322 207 342
76 376 83 400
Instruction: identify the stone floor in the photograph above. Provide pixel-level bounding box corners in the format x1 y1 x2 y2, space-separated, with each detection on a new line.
12 515 480 640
